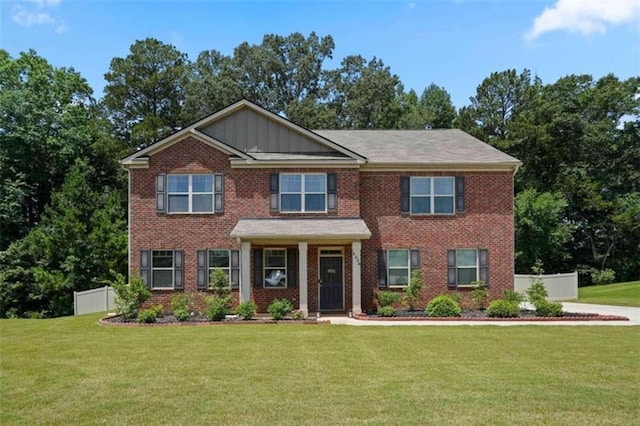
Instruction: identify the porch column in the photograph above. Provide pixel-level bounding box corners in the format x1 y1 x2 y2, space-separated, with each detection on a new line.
298 241 308 317
240 241 251 303
351 241 362 315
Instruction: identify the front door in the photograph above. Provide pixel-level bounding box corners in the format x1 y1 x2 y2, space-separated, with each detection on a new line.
319 256 343 311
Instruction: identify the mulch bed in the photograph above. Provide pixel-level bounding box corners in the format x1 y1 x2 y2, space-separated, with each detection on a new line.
356 309 629 321
100 314 320 326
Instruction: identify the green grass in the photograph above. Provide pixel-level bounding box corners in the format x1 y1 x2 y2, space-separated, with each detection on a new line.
577 281 640 307
1 315 639 425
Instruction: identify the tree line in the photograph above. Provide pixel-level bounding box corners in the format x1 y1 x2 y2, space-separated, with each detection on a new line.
1 33 638 317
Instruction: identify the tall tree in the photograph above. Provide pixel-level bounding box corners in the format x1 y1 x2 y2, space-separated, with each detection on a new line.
103 38 188 148
420 83 456 128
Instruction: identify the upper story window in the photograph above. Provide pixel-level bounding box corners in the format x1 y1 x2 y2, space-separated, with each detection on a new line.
280 173 326 213
409 177 455 214
163 174 223 214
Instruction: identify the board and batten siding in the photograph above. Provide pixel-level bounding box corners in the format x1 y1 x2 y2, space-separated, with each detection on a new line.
199 107 335 154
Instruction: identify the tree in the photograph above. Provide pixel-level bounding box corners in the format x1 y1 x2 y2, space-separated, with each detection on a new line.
103 38 189 149
420 84 456 128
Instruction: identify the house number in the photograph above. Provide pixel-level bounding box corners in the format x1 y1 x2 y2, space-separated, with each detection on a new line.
327 269 336 273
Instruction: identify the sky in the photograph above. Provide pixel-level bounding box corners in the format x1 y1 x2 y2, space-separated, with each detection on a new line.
1 0 639 109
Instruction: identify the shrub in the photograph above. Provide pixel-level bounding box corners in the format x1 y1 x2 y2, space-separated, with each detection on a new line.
535 300 563 317
173 308 190 322
137 308 157 323
470 281 488 310
206 295 230 321
170 294 190 313
236 301 258 320
425 295 461 317
267 298 293 320
502 289 524 304
377 306 396 317
403 269 423 311
526 281 548 305
486 300 520 318
150 304 164 318
291 310 305 320
442 292 461 304
591 268 616 285
376 291 401 308
111 273 151 321
210 268 231 297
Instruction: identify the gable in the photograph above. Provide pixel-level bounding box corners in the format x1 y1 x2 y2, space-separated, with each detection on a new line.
198 107 337 155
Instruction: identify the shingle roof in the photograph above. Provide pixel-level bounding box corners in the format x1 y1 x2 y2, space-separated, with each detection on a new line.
314 129 521 166
230 218 371 240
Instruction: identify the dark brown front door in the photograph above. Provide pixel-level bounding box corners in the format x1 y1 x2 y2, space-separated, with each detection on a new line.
319 256 343 311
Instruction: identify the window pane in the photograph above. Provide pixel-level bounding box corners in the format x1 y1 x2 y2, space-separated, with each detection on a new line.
411 177 430 195
192 175 213 193
389 269 409 286
209 250 230 268
281 175 301 192
265 249 286 268
264 269 286 287
457 249 477 267
305 194 326 211
192 194 213 212
168 195 188 212
388 250 408 267
152 270 173 288
434 177 454 195
153 251 173 268
305 174 326 192
168 175 188 192
434 196 454 214
458 268 477 285
281 194 301 211
411 197 430 214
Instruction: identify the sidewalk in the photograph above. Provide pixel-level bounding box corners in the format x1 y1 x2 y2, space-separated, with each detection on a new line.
323 303 640 326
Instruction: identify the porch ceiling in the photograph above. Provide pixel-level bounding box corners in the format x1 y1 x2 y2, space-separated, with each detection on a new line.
230 218 371 242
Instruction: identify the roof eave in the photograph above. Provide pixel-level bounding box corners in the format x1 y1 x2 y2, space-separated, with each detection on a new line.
229 158 362 169
359 161 522 172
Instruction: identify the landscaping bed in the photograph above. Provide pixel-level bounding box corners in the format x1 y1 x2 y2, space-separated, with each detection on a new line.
100 313 319 326
356 309 629 321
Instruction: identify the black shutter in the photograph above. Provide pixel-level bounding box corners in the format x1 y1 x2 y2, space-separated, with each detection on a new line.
140 249 151 289
253 248 263 288
401 176 410 213
327 173 337 212
196 250 208 290
455 176 465 213
270 174 279 212
174 250 184 290
378 249 388 287
447 249 457 289
410 249 420 275
479 249 489 287
214 174 224 213
287 249 297 288
156 174 165 213
231 249 240 289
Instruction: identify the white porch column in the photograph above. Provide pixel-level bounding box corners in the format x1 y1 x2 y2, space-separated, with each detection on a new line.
298 241 308 317
240 241 251 303
351 241 362 315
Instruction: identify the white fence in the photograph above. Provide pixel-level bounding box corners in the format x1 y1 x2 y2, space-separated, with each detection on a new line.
74 286 116 315
514 272 578 301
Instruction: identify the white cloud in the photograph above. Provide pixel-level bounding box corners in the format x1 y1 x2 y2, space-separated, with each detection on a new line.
11 0 66 33
526 0 640 41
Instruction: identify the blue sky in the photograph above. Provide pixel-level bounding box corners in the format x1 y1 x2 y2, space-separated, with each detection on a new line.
1 0 639 108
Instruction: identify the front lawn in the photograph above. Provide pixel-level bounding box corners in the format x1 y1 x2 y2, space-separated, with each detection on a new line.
1 315 639 425
578 281 640 307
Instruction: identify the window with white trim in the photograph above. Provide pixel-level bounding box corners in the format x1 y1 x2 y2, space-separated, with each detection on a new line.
152 250 174 289
410 177 454 214
167 174 214 213
387 249 410 286
208 249 231 285
456 249 478 285
264 248 287 288
280 173 326 212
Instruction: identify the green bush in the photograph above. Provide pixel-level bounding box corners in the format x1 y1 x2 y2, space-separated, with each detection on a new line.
526 281 548 304
535 300 563 317
173 308 190 322
291 310 305 320
486 300 520 318
111 273 151 321
425 295 461 317
170 294 190 313
404 269 423 311
150 304 164 318
442 292 461 304
267 298 293 320
206 295 230 321
137 308 157 323
591 268 616 285
502 289 524 303
377 306 396 317
470 281 488 310
236 301 258 320
210 268 231 297
376 291 401 308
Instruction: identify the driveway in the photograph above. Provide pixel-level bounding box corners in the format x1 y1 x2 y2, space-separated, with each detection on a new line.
325 302 640 326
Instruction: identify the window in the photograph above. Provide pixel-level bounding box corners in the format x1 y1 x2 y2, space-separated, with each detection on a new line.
410 177 455 214
167 174 222 213
264 249 287 288
280 173 326 212
456 249 478 285
387 249 410 286
152 250 175 289
209 249 231 285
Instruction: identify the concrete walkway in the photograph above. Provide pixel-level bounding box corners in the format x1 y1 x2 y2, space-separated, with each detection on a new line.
323 303 640 326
